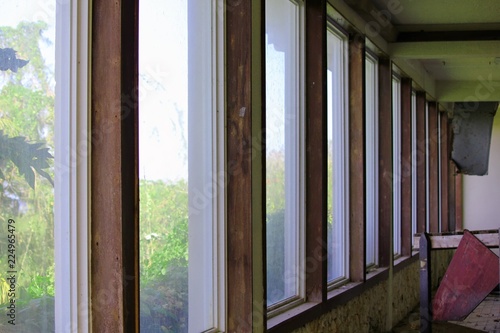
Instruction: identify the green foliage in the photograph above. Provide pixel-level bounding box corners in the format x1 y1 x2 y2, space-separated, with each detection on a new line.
0 21 55 326
140 179 189 332
0 130 54 189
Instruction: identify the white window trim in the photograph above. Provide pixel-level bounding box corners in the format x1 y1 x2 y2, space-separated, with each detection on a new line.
437 108 442 233
411 91 417 247
392 75 402 256
266 0 306 316
326 23 349 287
188 0 226 330
365 51 379 269
425 102 430 232
54 0 90 331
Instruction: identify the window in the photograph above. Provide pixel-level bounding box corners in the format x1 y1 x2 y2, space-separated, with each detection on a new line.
425 102 430 232
437 107 442 232
326 25 349 285
365 51 378 269
139 0 224 331
392 75 402 256
265 0 305 312
411 90 417 247
0 1 89 332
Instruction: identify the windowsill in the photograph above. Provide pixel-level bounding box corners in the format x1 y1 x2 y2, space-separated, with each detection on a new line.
394 251 419 273
267 263 419 332
267 301 321 332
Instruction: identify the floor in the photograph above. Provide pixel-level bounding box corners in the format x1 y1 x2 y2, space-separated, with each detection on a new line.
393 290 500 333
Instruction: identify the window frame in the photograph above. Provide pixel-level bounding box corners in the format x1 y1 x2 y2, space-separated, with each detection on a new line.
265 0 307 316
54 0 90 331
392 74 402 257
365 50 379 270
411 90 417 248
326 23 350 287
186 0 226 330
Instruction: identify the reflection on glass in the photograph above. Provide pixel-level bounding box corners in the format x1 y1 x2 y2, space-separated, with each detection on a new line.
266 0 302 307
0 2 56 331
365 54 378 268
139 0 216 331
393 77 402 255
327 28 347 283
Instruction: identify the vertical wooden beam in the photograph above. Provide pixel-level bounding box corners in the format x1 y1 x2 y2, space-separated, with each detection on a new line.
378 58 392 267
420 233 432 333
416 92 427 233
305 0 327 303
400 78 412 256
349 33 365 282
440 112 449 232
91 0 139 331
226 1 257 331
428 102 439 232
251 0 266 331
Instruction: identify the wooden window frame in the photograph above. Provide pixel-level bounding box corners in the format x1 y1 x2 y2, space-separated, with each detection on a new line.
416 91 427 234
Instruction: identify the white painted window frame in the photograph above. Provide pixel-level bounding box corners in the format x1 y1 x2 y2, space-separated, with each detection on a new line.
266 0 306 316
187 0 226 331
326 24 349 287
365 51 379 269
425 102 430 232
437 108 442 233
411 91 417 248
392 75 402 256
54 0 90 331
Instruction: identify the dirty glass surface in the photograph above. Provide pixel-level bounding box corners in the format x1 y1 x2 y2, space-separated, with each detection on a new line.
0 1 56 331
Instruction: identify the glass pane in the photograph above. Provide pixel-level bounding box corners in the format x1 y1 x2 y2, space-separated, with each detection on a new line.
266 0 302 306
392 77 402 255
327 29 347 283
139 0 216 331
0 1 56 331
411 91 417 247
365 55 378 267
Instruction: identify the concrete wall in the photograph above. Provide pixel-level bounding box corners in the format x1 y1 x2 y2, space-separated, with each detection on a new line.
463 113 500 230
291 251 453 333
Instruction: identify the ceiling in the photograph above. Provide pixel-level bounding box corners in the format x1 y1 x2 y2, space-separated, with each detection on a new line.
339 0 500 104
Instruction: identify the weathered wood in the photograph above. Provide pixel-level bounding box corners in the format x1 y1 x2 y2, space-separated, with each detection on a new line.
413 230 500 249
305 0 327 303
428 102 439 233
440 112 449 232
226 1 254 331
91 0 139 331
433 230 500 321
401 77 413 256
378 57 393 268
416 92 427 233
420 233 432 333
349 33 366 282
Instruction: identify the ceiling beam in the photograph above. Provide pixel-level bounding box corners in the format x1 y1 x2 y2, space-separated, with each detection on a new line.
436 80 500 102
389 40 500 59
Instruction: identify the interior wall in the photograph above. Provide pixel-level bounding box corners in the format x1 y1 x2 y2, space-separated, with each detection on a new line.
463 112 500 230
289 251 453 333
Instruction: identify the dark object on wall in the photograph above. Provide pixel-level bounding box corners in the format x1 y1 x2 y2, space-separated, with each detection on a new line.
451 102 498 175
0 48 29 72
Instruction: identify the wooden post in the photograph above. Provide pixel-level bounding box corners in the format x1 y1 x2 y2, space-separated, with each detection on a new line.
348 32 366 282
420 233 432 333
305 0 327 303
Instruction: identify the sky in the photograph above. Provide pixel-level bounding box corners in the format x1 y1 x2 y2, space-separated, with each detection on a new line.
0 0 286 183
